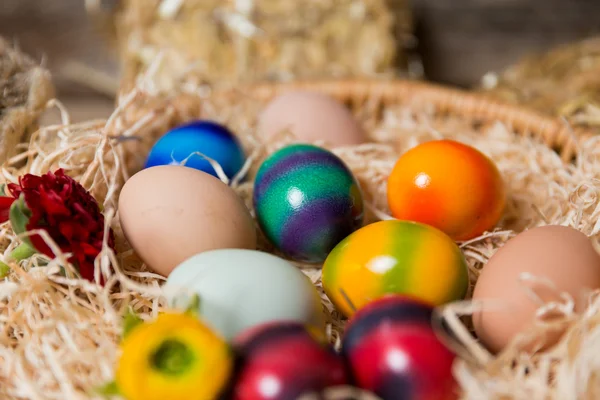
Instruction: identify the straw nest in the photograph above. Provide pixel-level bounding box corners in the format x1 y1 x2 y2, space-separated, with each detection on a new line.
0 38 54 166
3 58 600 399
479 36 600 132
91 0 413 95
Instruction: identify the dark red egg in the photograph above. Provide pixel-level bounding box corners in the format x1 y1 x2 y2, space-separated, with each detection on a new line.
341 295 458 400
231 322 348 400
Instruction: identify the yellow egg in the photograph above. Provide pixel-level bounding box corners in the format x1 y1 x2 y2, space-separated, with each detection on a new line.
322 220 469 317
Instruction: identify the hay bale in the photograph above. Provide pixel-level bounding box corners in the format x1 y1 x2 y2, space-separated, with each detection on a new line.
478 37 600 131
0 37 54 165
106 0 411 94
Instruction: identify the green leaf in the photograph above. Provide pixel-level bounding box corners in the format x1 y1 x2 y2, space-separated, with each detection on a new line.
8 243 36 262
94 380 121 398
9 195 31 236
0 184 5 196
184 294 201 317
9 195 37 252
0 261 9 278
122 308 144 340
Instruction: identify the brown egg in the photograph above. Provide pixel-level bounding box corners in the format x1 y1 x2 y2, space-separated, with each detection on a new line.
472 225 600 353
118 165 257 276
257 91 366 147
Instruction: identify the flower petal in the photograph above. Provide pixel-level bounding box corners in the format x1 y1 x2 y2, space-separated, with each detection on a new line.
10 169 115 285
0 197 15 224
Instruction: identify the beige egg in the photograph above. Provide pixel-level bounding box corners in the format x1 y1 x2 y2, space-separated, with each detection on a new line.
118 165 257 276
472 225 600 353
257 91 366 147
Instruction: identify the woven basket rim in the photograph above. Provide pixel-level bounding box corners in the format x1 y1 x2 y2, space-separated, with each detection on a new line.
224 78 593 161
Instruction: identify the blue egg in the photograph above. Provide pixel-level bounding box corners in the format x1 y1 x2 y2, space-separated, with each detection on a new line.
145 120 245 179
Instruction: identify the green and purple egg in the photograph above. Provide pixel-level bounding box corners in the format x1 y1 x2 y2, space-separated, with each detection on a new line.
253 144 364 263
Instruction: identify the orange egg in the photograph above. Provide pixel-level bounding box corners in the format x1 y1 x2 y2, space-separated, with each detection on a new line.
387 140 505 241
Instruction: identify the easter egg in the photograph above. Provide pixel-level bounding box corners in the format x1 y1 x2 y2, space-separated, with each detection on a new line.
253 144 364 263
342 295 458 400
257 91 366 146
322 220 468 317
118 166 256 276
387 139 505 241
164 249 325 340
231 321 348 400
145 120 245 179
473 225 600 353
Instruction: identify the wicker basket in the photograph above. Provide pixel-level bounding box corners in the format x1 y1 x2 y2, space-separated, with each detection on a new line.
3 77 599 399
125 79 599 398
136 78 590 163
251 79 588 150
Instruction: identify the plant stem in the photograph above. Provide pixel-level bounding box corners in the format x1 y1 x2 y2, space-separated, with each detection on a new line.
9 243 36 261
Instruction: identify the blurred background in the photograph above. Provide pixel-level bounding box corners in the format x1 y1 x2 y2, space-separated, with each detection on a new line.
2 0 600 123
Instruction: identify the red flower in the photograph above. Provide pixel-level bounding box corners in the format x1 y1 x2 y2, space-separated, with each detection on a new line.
0 169 115 283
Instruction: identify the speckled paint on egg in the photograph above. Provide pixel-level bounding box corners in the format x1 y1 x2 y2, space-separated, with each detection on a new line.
342 295 458 400
322 220 468 317
145 120 245 179
253 144 364 263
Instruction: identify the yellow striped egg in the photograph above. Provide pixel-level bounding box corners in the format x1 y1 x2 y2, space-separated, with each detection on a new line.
322 220 469 317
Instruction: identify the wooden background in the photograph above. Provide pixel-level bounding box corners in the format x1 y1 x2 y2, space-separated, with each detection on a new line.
2 0 600 122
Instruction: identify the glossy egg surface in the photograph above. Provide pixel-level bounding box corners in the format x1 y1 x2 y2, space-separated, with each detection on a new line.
322 220 468 317
231 322 348 400
145 120 245 179
342 295 458 400
164 249 325 341
387 139 505 241
253 144 364 263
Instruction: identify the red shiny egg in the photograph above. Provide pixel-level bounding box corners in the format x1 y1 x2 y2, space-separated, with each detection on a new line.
231 322 348 400
341 295 458 400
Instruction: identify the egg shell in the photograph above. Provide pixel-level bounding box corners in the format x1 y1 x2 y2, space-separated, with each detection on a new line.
145 120 245 179
253 144 364 263
118 166 256 276
342 295 458 400
387 139 505 241
164 249 325 340
322 220 469 317
257 91 366 146
230 322 348 400
472 225 600 353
